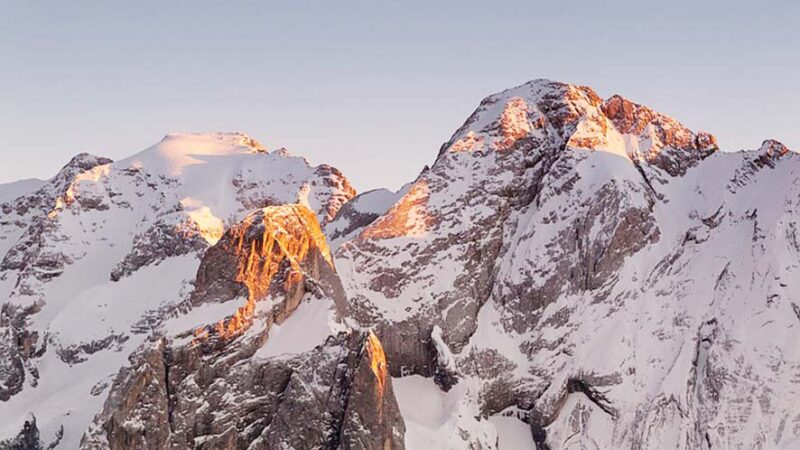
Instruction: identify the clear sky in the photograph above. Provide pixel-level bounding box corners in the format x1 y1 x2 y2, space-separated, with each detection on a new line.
2 0 798 192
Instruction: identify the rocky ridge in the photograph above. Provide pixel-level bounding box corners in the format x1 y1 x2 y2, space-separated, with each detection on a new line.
0 81 799 449
80 204 404 449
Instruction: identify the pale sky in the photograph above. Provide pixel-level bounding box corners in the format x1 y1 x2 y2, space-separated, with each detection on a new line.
2 0 798 192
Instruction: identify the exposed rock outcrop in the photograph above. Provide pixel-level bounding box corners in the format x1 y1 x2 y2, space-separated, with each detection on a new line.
81 204 403 449
81 331 405 450
189 204 346 342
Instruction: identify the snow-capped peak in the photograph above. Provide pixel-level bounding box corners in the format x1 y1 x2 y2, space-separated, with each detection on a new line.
440 79 717 178
116 132 267 176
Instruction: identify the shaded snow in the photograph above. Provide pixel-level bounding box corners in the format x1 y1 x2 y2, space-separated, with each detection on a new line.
0 178 45 203
254 296 338 359
394 376 500 449
488 414 534 450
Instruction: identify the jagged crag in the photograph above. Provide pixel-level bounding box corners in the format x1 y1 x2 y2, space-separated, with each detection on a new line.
1 81 799 449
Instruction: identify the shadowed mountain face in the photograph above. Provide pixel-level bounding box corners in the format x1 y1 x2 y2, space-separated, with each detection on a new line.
1 81 799 449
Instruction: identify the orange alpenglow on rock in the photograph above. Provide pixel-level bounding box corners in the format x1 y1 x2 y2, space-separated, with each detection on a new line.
497 97 532 150
366 331 389 404
450 130 482 153
359 179 435 240
196 204 333 341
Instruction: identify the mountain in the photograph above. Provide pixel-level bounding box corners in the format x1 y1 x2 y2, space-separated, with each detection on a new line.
1 81 799 449
0 133 358 448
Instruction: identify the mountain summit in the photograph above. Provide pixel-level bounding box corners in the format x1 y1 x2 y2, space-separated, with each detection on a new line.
1 80 798 450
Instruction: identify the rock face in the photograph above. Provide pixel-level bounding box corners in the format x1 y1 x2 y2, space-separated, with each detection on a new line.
337 80 671 376
189 204 344 340
335 80 800 449
80 330 404 450
80 204 404 450
2 81 800 450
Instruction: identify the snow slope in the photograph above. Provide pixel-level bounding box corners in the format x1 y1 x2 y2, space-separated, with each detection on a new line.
324 186 407 252
394 375 534 449
0 179 45 204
